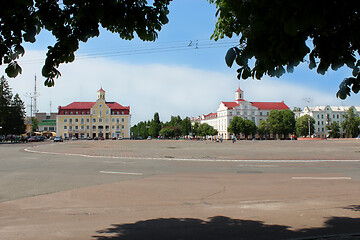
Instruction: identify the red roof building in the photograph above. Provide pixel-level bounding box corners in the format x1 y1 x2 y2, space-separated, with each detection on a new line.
57 88 131 139
193 88 289 139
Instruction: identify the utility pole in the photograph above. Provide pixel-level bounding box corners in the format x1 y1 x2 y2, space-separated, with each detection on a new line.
33 75 38 117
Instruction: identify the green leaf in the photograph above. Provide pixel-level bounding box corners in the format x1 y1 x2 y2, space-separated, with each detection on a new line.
225 48 236 68
14 45 25 57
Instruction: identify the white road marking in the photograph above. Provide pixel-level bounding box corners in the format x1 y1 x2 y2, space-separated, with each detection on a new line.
292 177 352 180
24 146 360 163
99 171 143 175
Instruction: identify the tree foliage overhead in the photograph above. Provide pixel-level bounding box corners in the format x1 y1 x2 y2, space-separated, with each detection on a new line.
0 0 171 86
210 0 360 99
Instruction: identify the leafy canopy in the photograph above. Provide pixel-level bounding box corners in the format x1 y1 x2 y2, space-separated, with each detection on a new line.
0 0 171 86
210 0 360 99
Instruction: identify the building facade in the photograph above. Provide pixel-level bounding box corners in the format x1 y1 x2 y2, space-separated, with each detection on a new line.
299 105 360 138
56 89 130 139
194 88 289 139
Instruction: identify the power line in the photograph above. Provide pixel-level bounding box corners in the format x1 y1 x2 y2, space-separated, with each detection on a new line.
18 39 239 65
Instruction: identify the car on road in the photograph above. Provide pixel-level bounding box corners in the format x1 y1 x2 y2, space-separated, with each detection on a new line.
118 136 123 140
54 137 63 142
28 137 37 142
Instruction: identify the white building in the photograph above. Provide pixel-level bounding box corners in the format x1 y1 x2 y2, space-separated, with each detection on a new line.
300 105 360 138
194 88 289 139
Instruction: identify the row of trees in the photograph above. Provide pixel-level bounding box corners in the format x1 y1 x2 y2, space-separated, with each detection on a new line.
0 76 26 136
229 108 360 139
131 113 218 139
229 109 296 139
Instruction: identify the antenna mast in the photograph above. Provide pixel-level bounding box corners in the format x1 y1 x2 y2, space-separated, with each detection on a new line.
33 75 38 116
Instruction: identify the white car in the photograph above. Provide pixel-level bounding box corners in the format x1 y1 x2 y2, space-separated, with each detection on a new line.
117 136 123 140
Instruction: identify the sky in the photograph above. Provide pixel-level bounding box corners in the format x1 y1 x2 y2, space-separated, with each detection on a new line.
2 0 360 125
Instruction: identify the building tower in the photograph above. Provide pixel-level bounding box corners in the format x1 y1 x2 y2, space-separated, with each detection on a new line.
235 87 244 103
97 88 106 101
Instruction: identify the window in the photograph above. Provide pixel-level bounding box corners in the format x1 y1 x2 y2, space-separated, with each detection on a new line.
82 111 84 115
112 125 115 129
99 104 102 108
64 126 67 130
81 119 84 123
105 125 109 130
75 126 78 130
92 126 96 130
98 125 103 130
69 126 73 130
64 111 67 114
70 111 73 114
318 121 320 125
266 112 269 116
64 118 67 122
76 111 78 115
106 118 109 122
106 110 109 115
93 118 96 123
116 125 120 130
81 126 84 130
229 112 232 116
75 118 78 122
86 118 90 122
69 118 73 123
321 114 324 119
99 118 103 122
112 118 115 122
93 110 96 114
322 128 324 131
117 118 120 123
260 112 263 116
86 125 89 130
99 110 102 116
337 114 339 119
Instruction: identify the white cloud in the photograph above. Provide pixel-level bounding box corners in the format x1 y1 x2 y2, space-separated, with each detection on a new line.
2 50 360 124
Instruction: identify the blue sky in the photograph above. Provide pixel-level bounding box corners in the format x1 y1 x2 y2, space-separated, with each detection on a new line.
2 0 360 124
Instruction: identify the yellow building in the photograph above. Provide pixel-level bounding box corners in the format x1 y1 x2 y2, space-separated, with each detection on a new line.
56 88 130 139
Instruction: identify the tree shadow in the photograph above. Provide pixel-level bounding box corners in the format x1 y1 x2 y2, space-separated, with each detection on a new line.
343 205 360 211
92 216 360 240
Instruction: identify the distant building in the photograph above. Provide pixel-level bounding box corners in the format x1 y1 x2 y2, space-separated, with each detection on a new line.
193 88 289 139
300 105 360 138
35 112 57 122
56 88 131 139
38 119 56 133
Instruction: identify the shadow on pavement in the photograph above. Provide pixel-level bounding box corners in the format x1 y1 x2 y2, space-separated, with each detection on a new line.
344 205 360 212
93 216 360 240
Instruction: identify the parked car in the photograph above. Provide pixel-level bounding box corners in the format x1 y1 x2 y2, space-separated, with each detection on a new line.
99 136 105 140
28 137 37 142
71 137 77 140
118 136 123 140
147 136 152 140
87 137 92 140
54 137 63 142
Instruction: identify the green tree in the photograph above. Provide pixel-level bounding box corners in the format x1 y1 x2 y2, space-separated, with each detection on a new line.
242 119 257 139
326 122 340 138
0 76 26 135
0 0 171 86
159 127 175 139
180 117 192 136
295 115 315 137
192 122 200 136
257 119 270 140
268 110 295 139
198 123 217 137
149 112 161 138
210 0 360 99
341 107 360 138
227 116 243 136
31 117 39 132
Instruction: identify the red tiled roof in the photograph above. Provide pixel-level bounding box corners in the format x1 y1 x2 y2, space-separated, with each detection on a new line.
203 112 217 119
236 88 243 92
222 102 240 109
251 102 289 110
98 88 105 92
106 102 130 110
59 101 130 111
60 102 95 110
